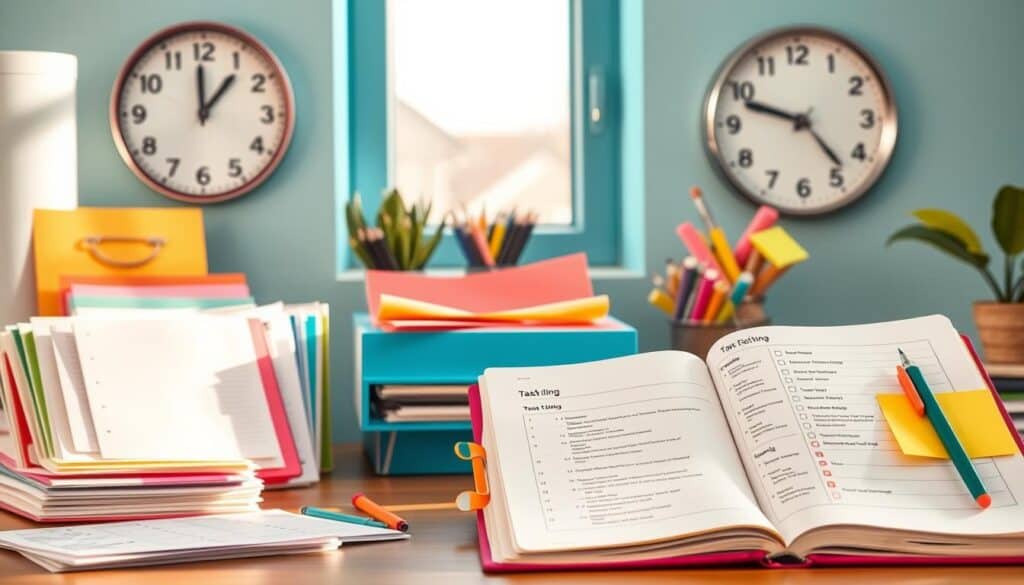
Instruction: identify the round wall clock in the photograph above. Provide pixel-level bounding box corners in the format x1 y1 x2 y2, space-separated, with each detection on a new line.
703 26 897 215
110 21 295 204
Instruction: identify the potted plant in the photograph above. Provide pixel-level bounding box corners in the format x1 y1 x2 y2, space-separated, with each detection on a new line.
887 185 1024 363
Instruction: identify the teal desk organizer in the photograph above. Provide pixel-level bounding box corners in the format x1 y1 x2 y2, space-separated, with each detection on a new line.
353 313 637 474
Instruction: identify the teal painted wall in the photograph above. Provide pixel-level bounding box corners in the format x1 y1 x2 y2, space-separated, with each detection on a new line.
2 0 1023 443
603 0 1024 360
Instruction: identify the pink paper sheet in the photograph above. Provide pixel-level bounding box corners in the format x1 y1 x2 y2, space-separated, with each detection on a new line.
364 253 594 321
68 283 251 298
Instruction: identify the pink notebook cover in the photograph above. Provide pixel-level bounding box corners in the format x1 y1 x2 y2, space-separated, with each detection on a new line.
247 320 301 485
467 335 1024 572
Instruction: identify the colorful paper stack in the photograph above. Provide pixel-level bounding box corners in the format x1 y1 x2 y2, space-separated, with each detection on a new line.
0 287 333 522
649 187 808 325
365 253 608 330
987 363 1024 438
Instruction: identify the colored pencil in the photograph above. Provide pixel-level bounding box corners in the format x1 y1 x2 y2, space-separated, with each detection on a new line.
703 280 730 324
688 268 719 322
648 288 674 316
898 349 990 508
672 257 699 322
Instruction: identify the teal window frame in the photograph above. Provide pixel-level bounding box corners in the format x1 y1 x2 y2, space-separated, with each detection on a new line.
341 0 623 271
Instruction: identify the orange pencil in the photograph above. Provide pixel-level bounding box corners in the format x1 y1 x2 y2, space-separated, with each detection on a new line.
352 492 409 532
749 264 790 297
702 280 730 324
467 222 495 267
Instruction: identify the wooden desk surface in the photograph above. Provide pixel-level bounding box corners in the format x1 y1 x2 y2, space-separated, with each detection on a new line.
0 444 1021 584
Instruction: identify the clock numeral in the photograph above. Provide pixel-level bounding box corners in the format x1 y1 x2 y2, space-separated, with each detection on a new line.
260 105 275 124
193 41 215 62
164 51 182 71
196 166 211 186
250 136 265 154
725 115 741 135
141 136 157 156
765 169 779 189
829 168 844 187
130 104 146 125
848 75 864 96
233 51 240 71
786 44 809 65
851 142 867 161
756 56 775 76
139 74 162 94
827 54 835 73
726 81 755 102
228 158 243 178
738 148 753 168
165 157 180 177
251 73 267 93
796 178 812 198
859 108 875 129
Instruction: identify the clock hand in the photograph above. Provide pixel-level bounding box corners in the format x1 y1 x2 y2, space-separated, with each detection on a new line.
744 100 800 123
196 65 208 126
808 126 842 167
202 74 237 121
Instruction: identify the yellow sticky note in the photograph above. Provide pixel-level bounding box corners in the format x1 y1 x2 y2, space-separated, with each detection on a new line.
877 390 1019 459
749 226 809 268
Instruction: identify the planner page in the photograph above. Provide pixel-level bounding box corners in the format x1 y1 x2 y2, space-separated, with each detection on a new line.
706 315 1024 554
479 351 780 555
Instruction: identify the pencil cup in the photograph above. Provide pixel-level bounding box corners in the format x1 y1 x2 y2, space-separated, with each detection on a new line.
669 302 769 359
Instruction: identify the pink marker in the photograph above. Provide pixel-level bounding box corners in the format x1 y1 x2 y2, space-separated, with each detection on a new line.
676 222 720 272
688 268 719 322
733 206 779 267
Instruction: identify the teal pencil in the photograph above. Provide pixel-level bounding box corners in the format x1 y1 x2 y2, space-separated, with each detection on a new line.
301 506 389 528
897 348 991 509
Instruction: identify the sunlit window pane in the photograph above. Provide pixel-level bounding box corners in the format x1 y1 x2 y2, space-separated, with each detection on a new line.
391 0 572 225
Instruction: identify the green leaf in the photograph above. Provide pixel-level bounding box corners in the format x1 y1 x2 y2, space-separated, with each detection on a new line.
993 185 1024 255
886 224 989 268
413 216 447 269
912 209 984 255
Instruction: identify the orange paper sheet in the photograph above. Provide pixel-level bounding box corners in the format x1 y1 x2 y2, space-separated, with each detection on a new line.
377 294 609 325
365 253 597 326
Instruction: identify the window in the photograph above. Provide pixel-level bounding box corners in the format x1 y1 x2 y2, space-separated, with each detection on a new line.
346 0 621 268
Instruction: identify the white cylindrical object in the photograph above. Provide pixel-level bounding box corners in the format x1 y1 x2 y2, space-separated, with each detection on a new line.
0 51 79 324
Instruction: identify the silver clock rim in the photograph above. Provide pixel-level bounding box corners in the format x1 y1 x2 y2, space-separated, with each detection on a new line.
109 20 296 205
702 25 898 216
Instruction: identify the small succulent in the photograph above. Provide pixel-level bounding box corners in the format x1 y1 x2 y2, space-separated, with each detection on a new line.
345 189 446 270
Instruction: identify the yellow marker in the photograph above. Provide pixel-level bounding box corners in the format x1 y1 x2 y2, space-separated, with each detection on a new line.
648 288 674 316
690 186 741 283
702 280 730 324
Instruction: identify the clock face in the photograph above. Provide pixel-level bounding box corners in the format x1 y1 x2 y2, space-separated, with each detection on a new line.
111 22 294 204
704 27 897 215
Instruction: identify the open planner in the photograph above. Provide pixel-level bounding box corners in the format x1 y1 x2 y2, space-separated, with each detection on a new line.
471 315 1024 571
0 301 331 522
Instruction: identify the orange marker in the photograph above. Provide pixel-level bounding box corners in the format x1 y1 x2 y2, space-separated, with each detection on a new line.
896 365 925 416
352 492 409 532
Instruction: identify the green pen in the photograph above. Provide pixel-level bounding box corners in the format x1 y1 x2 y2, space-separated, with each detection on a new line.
300 506 389 528
897 348 991 509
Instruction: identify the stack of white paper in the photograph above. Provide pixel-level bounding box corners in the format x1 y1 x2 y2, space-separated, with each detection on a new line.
0 510 408 572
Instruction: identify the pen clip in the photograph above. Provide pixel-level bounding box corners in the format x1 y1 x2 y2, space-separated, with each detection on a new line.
453 442 490 511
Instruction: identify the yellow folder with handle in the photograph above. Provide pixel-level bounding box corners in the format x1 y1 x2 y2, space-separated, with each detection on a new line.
32 208 209 315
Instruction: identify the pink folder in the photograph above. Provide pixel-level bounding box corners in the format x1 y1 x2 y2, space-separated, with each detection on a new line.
467 335 1024 572
67 283 251 298
364 253 595 328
